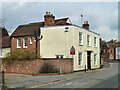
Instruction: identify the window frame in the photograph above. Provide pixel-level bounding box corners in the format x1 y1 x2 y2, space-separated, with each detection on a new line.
30 37 32 44
94 37 97 48
94 54 97 65
56 55 59 59
79 32 83 45
87 35 91 46
17 38 21 48
110 54 113 59
110 49 113 53
23 38 28 48
78 52 83 66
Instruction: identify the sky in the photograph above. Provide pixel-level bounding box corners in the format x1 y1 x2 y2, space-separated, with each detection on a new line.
1 1 118 41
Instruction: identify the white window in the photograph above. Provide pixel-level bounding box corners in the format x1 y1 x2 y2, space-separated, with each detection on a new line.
94 54 97 65
30 37 32 44
78 52 83 66
104 49 106 53
60 55 64 58
23 38 28 48
87 35 91 46
110 49 113 53
110 55 113 59
79 32 83 45
56 55 64 59
94 37 97 47
17 38 21 48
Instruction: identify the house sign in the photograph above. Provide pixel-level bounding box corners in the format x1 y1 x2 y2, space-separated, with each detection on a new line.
70 46 75 55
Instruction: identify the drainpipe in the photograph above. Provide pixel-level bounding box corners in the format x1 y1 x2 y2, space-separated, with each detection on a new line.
34 31 37 57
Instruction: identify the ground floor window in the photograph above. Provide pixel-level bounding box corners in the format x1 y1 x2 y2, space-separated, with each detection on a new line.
94 54 97 65
56 55 64 59
78 52 83 66
23 38 28 48
110 55 113 59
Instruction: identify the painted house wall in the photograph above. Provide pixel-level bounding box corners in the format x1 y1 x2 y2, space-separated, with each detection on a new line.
11 36 40 55
116 47 120 59
2 48 10 57
40 25 100 71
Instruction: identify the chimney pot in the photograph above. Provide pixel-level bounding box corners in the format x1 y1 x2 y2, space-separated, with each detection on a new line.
82 21 89 30
44 11 55 26
46 11 48 15
49 12 51 15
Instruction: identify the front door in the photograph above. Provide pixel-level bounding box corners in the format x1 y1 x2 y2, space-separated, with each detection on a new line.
87 51 91 69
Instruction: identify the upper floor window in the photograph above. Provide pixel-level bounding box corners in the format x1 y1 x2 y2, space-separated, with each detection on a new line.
79 32 83 45
23 38 28 48
17 38 21 48
78 52 83 66
110 49 113 53
30 37 32 44
94 54 97 65
87 35 91 46
94 37 97 47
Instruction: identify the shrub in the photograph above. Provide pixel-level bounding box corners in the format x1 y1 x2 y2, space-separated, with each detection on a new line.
5 49 41 61
39 62 59 73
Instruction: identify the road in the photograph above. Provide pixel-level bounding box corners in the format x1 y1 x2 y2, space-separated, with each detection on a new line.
27 62 118 88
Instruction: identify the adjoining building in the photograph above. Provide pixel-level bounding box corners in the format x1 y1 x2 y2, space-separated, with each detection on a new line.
10 12 101 71
0 27 11 58
101 39 120 61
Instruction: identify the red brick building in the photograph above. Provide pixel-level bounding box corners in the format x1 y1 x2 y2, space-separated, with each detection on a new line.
10 11 72 55
101 39 120 61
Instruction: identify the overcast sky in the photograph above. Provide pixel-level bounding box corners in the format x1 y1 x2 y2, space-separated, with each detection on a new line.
2 2 118 41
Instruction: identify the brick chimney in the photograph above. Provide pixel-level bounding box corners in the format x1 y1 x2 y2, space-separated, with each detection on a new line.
82 21 89 30
44 11 55 26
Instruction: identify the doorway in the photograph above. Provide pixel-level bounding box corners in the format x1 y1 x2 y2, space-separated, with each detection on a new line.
87 51 91 69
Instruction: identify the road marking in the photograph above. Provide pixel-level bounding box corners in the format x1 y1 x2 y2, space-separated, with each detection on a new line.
66 82 72 85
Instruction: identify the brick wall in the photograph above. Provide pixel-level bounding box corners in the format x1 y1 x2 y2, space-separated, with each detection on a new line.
102 47 109 60
11 36 40 55
2 58 73 75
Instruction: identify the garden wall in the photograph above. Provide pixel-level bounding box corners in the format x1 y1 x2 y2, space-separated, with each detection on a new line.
2 58 73 75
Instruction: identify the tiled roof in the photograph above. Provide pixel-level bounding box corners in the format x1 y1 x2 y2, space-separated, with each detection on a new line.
0 36 11 48
11 24 41 37
0 27 9 38
11 18 71 37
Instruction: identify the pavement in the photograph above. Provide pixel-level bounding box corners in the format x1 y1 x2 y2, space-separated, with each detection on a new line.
4 62 111 89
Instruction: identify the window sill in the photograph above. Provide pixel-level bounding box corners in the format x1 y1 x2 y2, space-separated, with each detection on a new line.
23 47 28 48
78 65 83 67
17 47 21 49
79 44 83 46
94 64 97 66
